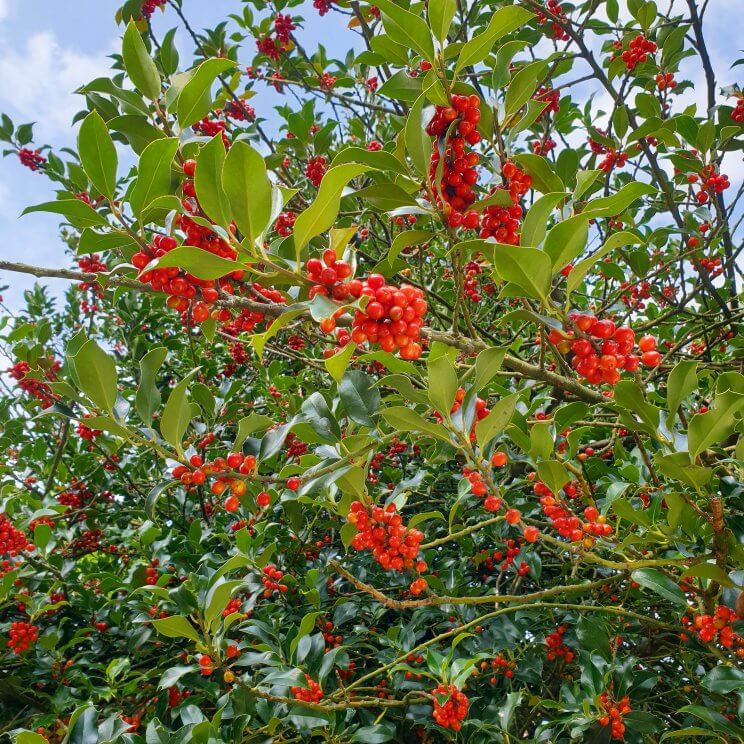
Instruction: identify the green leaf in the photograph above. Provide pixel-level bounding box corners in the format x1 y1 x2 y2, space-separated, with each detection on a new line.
73 339 118 414
145 481 177 521
429 0 457 43
655 452 712 489
151 615 202 644
195 133 230 226
250 307 305 359
136 346 167 425
614 380 660 438
78 110 117 199
234 412 273 450
160 370 197 455
584 182 657 218
566 231 643 300
325 341 357 384
455 6 533 73
543 214 590 270
129 137 179 219
177 58 236 128
149 245 241 280
681 562 734 588
293 163 373 254
688 390 744 459
204 579 244 631
475 393 519 448
700 665 744 694
339 371 381 428
490 244 552 303
631 568 687 607
381 406 450 442
504 61 547 118
512 153 564 194
537 460 570 494
573 169 602 200
290 611 324 658
23 199 108 229
678 705 744 738
427 353 458 416
405 94 432 178
373 0 435 62
222 139 273 245
521 192 568 248
666 360 698 421
491 40 526 89
474 346 506 392
122 21 161 100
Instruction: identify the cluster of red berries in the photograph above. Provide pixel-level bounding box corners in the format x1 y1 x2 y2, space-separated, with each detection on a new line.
317 619 343 648
732 98 744 123
462 467 501 513
347 501 424 571
7 359 59 409
224 100 256 122
192 115 229 148
57 479 94 510
598 149 629 173
349 276 427 359
305 156 327 187
319 72 337 91
694 164 730 204
0 515 33 557
261 564 287 597
427 95 482 229
581 506 614 544
306 249 354 301
545 624 575 662
140 0 166 19
533 480 583 542
655 72 677 90
479 163 530 243
144 558 160 586
485 654 515 680
599 692 631 740
275 211 295 236
681 605 743 651
7 621 39 654
436 387 490 443
536 0 568 40
409 577 428 596
292 674 323 703
18 148 45 171
613 34 657 71
549 315 659 386
313 0 333 16
431 684 469 731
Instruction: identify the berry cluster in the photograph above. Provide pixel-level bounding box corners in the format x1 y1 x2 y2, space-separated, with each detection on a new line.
681 605 743 650
545 624 575 662
349 276 427 359
655 72 677 91
533 480 584 542
261 564 287 597
0 515 33 557
549 315 659 386
479 162 531 242
18 148 45 171
140 0 166 19
426 95 482 229
224 100 256 122
732 97 744 123
313 0 333 16
305 156 327 187
347 501 423 571
8 621 39 654
462 467 502 513
431 684 469 731
409 576 428 596
694 164 730 204
598 149 629 173
486 654 515 680
292 674 323 703
306 249 353 301
614 34 657 71
7 359 60 409
598 692 631 740
535 0 568 40
275 210 296 236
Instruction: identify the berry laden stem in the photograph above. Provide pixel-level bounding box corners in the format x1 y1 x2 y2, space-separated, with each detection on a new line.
0 260 608 404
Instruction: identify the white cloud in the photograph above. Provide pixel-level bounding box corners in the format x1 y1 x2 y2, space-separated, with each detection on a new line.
0 1 10 22
0 31 113 141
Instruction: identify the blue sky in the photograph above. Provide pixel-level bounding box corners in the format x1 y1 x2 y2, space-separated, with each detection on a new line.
0 0 740 311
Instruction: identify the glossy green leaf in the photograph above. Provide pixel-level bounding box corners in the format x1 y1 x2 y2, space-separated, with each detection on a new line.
373 0 435 62
195 133 230 226
429 0 457 43
136 346 167 425
160 371 197 455
177 58 236 128
151 615 202 643
122 21 161 100
475 393 519 448
490 243 552 303
78 110 117 199
129 137 179 219
427 353 458 416
631 568 687 607
73 339 118 414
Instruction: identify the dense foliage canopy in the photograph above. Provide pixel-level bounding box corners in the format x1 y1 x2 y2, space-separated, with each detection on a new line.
0 0 743 742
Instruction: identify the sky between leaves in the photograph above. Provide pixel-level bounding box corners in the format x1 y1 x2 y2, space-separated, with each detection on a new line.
0 0 740 311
